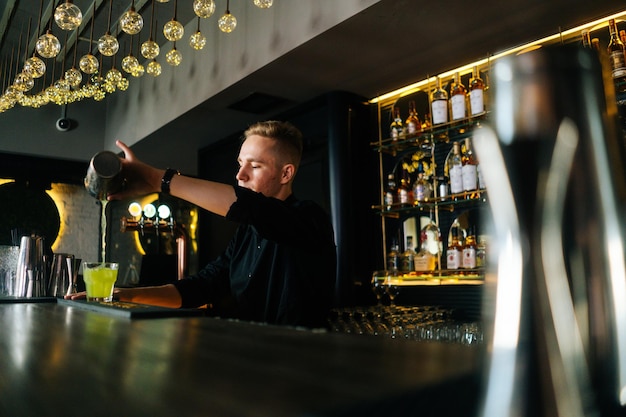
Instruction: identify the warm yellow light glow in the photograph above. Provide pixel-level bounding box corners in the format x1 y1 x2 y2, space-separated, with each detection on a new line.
45 184 67 251
370 10 626 105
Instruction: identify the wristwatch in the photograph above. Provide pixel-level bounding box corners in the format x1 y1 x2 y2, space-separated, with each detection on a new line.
161 168 180 194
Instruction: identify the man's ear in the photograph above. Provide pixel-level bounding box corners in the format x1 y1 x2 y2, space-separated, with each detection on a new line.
281 164 295 184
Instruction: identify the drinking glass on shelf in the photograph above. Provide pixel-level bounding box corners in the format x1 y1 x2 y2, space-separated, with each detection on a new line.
385 275 401 309
371 271 389 307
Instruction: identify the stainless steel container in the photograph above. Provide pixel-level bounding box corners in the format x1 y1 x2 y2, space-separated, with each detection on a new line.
84 150 123 200
474 45 626 417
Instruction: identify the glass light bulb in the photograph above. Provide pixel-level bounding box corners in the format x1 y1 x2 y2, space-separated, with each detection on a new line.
13 72 34 92
163 20 184 41
98 33 119 56
146 60 162 77
36 32 61 58
120 8 143 35
189 31 206 50
141 40 160 59
157 205 171 219
193 0 216 18
121 55 139 73
91 75 104 88
79 53 99 74
54 78 70 92
65 67 82 87
131 64 145 78
218 12 237 33
253 0 273 8
24 56 46 78
93 89 106 101
117 77 129 91
106 68 123 84
54 2 83 30
166 48 182 66
128 202 142 217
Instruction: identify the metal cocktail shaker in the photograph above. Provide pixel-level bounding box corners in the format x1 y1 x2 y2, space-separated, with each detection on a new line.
474 45 626 417
14 235 46 298
84 150 123 200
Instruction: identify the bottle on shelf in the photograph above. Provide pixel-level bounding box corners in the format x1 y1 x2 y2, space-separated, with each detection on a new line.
607 19 626 81
438 176 449 200
581 29 591 48
430 77 448 125
390 106 404 140
384 173 397 209
413 162 433 203
405 100 421 138
397 169 413 206
422 216 442 268
414 229 436 272
461 137 478 192
469 66 485 116
448 141 464 195
476 235 487 268
421 113 432 130
462 226 477 269
386 238 400 272
446 218 465 270
400 235 416 273
450 72 467 121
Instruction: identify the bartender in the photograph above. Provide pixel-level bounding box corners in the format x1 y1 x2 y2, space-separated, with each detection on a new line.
71 121 337 328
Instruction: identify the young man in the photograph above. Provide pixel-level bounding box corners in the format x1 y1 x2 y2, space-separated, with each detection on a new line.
75 121 337 328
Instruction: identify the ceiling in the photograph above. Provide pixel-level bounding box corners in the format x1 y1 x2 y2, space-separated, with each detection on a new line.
1 0 625 167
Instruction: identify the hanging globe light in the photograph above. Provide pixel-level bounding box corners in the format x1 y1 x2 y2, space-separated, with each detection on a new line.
193 0 216 18
166 47 182 66
79 53 99 74
121 54 139 74
253 0 273 8
36 31 61 59
98 32 119 56
218 12 237 33
106 68 123 85
117 77 129 91
54 1 83 30
146 60 162 77
163 20 184 42
13 72 34 93
131 64 145 78
65 67 83 87
120 7 143 35
141 39 160 59
23 56 46 78
189 30 206 50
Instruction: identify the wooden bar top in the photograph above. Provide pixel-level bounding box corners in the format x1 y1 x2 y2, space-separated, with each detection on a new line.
0 302 482 416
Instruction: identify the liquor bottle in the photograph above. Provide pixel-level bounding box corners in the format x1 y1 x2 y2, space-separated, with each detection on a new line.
476 235 487 268
448 141 463 195
397 169 413 206
592 38 601 52
446 218 464 270
400 235 416 273
462 227 477 269
386 239 400 272
450 72 467 121
422 114 432 130
405 100 421 137
469 66 485 116
384 173 397 209
390 106 404 140
412 162 432 202
414 229 436 272
461 138 478 192
422 216 442 268
430 77 448 125
607 19 626 80
581 29 591 48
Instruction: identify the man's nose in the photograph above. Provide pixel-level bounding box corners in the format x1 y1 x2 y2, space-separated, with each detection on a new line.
236 166 247 181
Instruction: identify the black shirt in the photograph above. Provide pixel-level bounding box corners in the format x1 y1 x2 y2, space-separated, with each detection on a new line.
173 186 337 328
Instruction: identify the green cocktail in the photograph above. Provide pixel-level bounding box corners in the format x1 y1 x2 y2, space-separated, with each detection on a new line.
83 262 119 302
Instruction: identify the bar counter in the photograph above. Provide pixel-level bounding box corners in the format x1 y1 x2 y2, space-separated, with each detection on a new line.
0 302 482 416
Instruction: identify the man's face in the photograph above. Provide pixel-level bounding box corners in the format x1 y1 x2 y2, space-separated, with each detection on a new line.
236 135 285 198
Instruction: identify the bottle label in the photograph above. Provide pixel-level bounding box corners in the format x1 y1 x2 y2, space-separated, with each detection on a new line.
407 121 418 134
451 95 466 120
469 89 484 115
462 247 476 268
447 248 461 269
387 253 399 271
462 164 478 191
414 183 425 202
431 100 448 124
449 165 463 194
400 255 414 272
610 51 626 78
384 191 394 207
415 252 435 271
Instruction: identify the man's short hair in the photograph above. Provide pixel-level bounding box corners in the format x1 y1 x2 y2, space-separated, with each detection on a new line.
244 121 303 168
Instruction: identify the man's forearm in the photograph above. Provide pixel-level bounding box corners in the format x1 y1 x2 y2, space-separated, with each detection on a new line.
117 284 183 308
